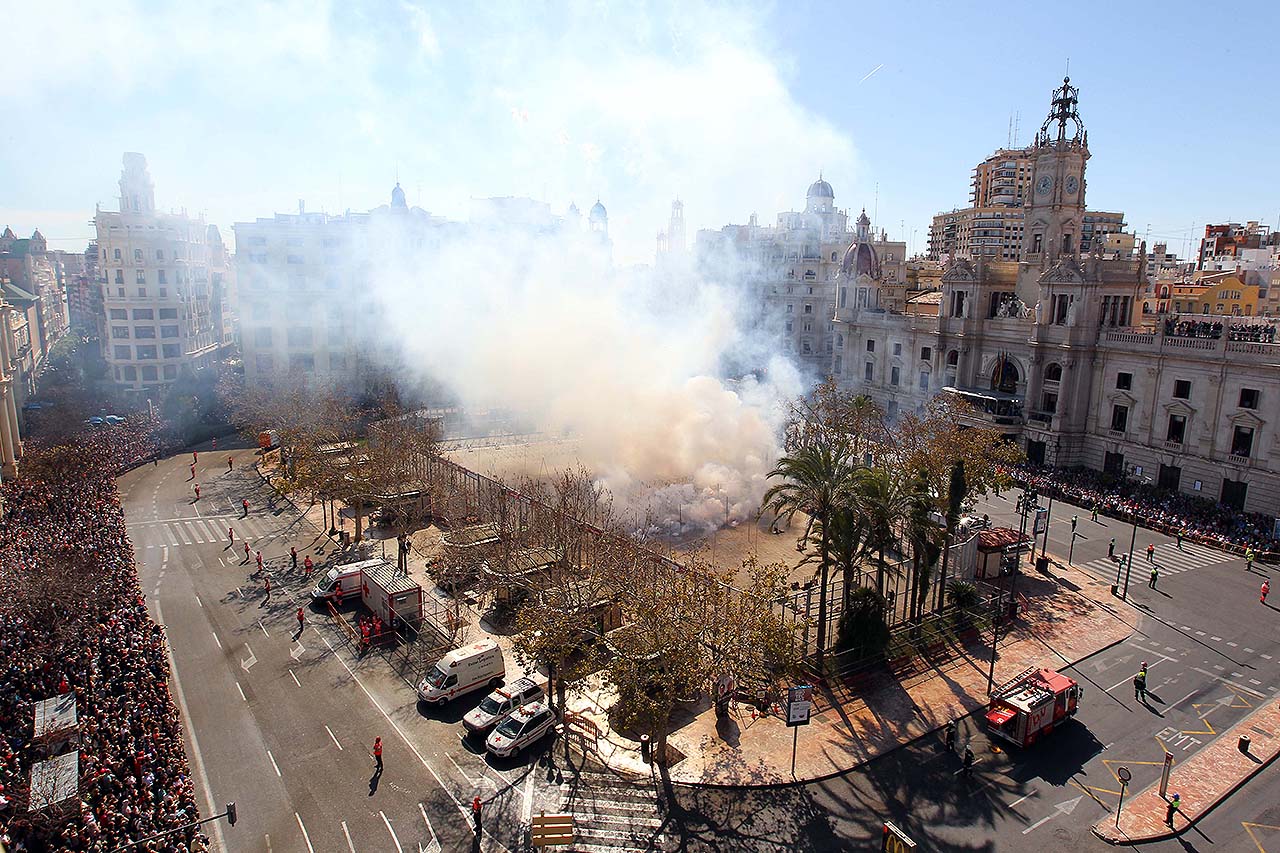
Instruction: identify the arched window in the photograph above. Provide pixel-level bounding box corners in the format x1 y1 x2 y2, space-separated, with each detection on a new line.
990 356 1020 393
1044 363 1062 382
946 350 959 367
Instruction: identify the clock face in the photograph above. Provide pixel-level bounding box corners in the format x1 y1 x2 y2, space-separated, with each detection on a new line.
1065 175 1079 195
1036 175 1053 195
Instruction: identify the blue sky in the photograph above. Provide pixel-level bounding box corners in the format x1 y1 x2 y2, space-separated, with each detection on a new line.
2 0 1277 264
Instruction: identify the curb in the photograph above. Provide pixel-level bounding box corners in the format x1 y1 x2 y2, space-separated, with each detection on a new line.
659 620 1138 792
1091 701 1280 845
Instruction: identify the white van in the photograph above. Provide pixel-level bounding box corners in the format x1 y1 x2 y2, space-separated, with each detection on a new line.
416 639 506 706
310 562 365 602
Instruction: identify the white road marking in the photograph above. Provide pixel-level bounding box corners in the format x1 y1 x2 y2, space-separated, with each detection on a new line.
1191 666 1267 697
267 749 281 777
380 812 404 853
418 803 438 850
1244 648 1255 653
1211 636 1223 642
1195 631 1206 636
194 595 202 607
521 769 536 822
289 670 301 687
1263 654 1273 660
1106 660 1161 693
154 600 226 852
1180 626 1191 631
211 632 222 650
1021 796 1082 834
1168 689 1198 709
341 820 356 853
320 638 475 827
1227 641 1239 648
295 813 314 853
259 620 269 637
1009 789 1038 808
1250 679 1262 685
326 725 343 750
445 751 480 785
236 682 247 701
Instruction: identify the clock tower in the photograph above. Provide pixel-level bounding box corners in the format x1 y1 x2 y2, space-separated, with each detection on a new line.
1021 77 1089 276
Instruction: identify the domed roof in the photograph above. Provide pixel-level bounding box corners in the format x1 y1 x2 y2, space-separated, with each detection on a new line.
589 199 607 220
390 182 407 209
567 202 580 216
807 176 834 199
842 237 881 280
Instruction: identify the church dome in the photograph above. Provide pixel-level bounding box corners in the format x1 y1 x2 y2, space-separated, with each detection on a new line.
390 182 407 209
807 177 834 199
589 200 607 221
842 237 880 279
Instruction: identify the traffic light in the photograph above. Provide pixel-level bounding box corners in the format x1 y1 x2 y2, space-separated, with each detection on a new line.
225 802 237 827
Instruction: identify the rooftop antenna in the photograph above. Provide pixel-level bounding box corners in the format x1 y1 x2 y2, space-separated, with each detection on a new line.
1007 112 1014 148
1014 111 1021 147
874 182 879 226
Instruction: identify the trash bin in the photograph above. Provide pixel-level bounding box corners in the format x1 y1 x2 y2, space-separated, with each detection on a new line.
339 530 351 548
1035 556 1049 573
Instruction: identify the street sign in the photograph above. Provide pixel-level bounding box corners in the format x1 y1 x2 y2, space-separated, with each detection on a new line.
1159 752 1173 798
882 821 918 851
787 685 814 727
530 813 574 848
1033 507 1048 535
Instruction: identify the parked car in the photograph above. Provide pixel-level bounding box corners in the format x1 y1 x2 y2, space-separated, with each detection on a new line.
463 677 543 735
484 701 556 758
416 639 505 706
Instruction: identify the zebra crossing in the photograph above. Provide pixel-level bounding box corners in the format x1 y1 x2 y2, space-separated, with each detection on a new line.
557 769 669 851
130 515 285 548
1077 540 1236 581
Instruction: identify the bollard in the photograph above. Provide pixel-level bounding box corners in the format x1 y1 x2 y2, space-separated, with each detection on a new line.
1239 734 1251 753
640 734 652 764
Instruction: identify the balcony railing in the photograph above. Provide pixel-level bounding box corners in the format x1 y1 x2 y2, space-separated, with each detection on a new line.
1163 439 1184 451
1227 454 1251 466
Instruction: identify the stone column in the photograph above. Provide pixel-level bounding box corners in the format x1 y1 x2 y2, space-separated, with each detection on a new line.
0 381 15 477
2 378 18 465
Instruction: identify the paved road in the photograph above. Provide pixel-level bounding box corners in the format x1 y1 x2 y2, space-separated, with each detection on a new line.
120 447 571 853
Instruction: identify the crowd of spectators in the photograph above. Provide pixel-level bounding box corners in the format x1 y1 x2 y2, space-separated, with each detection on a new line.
1162 315 1278 343
1226 321 1277 343
1006 464 1280 554
0 420 205 851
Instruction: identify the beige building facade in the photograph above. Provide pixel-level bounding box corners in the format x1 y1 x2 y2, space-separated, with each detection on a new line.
835 78 1280 517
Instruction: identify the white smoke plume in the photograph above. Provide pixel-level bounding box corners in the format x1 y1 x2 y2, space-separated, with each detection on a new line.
369 220 803 533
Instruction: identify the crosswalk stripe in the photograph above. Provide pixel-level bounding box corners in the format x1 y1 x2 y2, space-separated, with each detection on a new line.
198 519 224 542
176 522 195 545
165 525 181 546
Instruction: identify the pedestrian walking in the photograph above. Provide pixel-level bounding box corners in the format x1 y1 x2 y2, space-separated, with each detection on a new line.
373 737 383 772
193 484 200 501
961 746 975 778
1108 538 1115 559
1091 503 1099 522
189 463 196 480
1139 661 1148 680
262 574 272 604
1262 580 1270 604
1165 793 1180 827
152 454 159 466
227 457 233 472
1147 543 1156 563
242 498 249 517
1071 515 1078 533
290 546 298 570
1149 565 1158 589
1133 670 1147 701
471 796 482 834
1176 529 1184 550
296 606 305 636
227 527 234 547
255 551 263 572
192 451 198 464
944 720 957 752
243 542 251 563
304 555 313 576
1247 548 1255 571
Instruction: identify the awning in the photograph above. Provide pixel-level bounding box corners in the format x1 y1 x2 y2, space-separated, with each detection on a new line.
986 706 1017 727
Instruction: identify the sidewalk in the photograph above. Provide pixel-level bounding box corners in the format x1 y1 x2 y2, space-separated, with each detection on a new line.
565 556 1136 786
1093 696 1280 844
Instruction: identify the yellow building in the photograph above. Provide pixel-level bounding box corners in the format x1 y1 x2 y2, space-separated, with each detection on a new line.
1157 272 1259 317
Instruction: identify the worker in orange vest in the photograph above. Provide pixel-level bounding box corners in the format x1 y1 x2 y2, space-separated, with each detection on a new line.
372 737 383 772
303 555 314 576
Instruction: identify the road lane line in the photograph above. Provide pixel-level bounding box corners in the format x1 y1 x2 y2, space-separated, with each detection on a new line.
1210 636 1222 642
1105 660 1161 693
236 682 246 701
289 670 301 687
326 725 344 750
445 752 480 785
295 813 314 853
1009 789 1037 808
259 620 269 637
1191 666 1266 697
380 812 403 853
418 803 437 848
267 749 281 777
195 595 202 607
211 632 222 650
320 638 473 825
154 600 226 853
341 821 356 853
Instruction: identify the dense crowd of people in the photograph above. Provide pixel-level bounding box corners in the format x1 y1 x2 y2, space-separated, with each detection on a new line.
1162 315 1278 343
0 421 204 851
1006 464 1280 554
1226 321 1277 343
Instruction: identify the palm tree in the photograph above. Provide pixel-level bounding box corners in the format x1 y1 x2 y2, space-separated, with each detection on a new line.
850 466 908 602
761 439 854 671
904 471 944 622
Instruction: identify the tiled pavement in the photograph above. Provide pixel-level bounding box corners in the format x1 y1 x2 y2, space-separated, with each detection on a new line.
1093 695 1280 843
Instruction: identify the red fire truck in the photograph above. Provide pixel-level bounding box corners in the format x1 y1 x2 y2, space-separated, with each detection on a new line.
985 667 1082 747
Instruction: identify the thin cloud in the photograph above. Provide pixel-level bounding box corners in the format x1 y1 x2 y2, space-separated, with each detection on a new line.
860 62 884 83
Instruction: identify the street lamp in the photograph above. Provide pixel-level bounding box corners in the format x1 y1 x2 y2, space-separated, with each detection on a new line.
1118 465 1154 599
